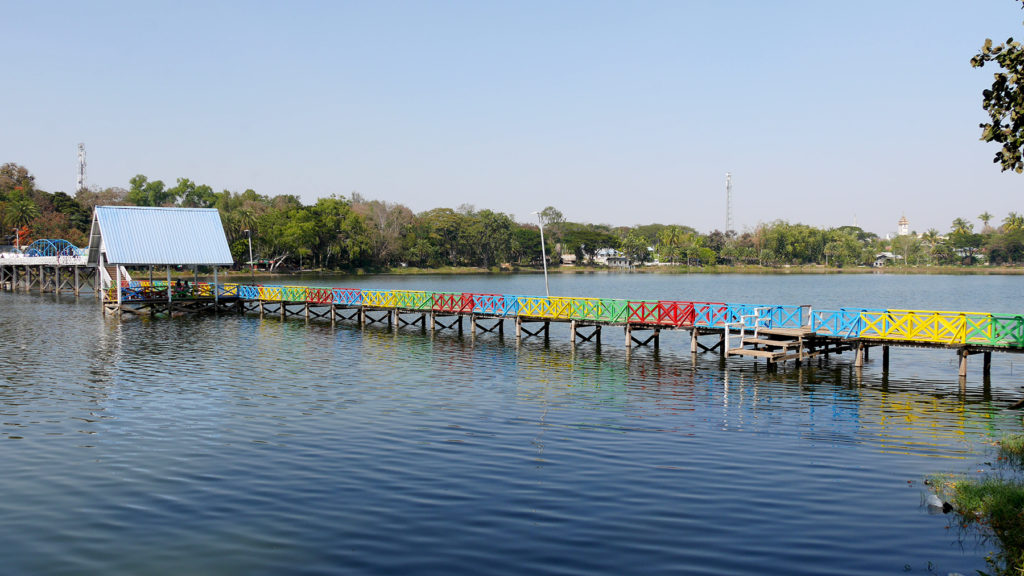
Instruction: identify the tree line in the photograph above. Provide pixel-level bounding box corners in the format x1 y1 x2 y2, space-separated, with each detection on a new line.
1 162 1023 270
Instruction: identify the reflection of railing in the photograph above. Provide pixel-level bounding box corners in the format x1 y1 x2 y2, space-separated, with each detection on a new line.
98 283 1024 350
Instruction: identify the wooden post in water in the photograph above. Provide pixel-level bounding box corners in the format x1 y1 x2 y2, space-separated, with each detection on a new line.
570 320 577 347
625 324 632 348
959 349 969 378
882 346 890 372
984 351 992 377
854 342 864 368
515 316 521 339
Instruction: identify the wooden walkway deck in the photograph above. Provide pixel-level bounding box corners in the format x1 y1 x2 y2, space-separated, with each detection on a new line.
2 268 1022 381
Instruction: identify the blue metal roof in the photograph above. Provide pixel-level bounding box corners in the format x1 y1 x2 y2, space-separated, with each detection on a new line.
87 206 233 266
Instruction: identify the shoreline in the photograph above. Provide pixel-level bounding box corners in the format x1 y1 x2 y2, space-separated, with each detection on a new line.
208 264 1024 278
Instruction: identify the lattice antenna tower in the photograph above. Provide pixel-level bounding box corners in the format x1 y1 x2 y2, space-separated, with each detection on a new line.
76 143 87 193
725 172 733 233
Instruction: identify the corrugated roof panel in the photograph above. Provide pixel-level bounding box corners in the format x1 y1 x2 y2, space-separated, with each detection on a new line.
94 206 234 266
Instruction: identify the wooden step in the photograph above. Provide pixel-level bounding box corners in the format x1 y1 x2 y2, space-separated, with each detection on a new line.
757 327 815 338
743 337 799 348
728 348 798 360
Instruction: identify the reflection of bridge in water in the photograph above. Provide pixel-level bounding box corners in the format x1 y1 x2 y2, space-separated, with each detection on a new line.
2 243 1022 384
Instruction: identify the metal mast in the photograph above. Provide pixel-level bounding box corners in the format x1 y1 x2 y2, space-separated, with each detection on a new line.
725 172 733 234
77 143 87 193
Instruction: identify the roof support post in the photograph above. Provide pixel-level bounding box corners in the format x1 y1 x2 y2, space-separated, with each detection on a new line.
213 267 219 305
97 249 104 296
116 265 122 307
167 266 172 303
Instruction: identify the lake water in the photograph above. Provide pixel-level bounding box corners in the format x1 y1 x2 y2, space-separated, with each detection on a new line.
2 273 1023 575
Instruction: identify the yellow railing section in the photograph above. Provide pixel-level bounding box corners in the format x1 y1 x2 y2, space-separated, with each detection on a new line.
258 286 284 301
393 290 433 310
516 296 572 319
362 289 397 308
860 309 993 345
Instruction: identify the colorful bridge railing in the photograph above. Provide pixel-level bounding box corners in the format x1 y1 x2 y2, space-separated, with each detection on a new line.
106 283 1024 349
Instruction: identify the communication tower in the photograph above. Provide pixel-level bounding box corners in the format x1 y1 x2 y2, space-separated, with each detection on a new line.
725 172 733 233
76 143 86 193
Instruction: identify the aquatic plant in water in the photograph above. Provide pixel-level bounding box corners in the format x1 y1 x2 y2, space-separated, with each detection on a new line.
930 435 1024 576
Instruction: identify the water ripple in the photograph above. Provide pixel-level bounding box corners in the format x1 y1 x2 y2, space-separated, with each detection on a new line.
0 291 1020 574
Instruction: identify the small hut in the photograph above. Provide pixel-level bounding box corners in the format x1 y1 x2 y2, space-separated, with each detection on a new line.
86 206 234 314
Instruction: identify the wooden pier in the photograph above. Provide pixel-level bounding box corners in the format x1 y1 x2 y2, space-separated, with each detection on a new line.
2 264 1022 382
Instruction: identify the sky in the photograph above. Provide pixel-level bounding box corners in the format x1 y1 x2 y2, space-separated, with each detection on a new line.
3 0 1023 236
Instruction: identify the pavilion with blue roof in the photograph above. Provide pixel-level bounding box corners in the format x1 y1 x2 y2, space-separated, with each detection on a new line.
86 206 234 314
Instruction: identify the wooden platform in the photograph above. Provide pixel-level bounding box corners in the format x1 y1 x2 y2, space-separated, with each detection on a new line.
728 327 835 364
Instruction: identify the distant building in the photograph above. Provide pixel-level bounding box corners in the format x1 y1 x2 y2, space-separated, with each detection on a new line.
897 215 909 236
593 248 629 267
874 251 902 267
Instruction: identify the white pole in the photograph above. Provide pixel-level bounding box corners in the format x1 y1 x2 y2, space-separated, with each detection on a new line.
533 211 549 298
245 229 254 283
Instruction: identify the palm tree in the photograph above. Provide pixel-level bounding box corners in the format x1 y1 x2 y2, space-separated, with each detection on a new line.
979 211 994 231
1004 212 1024 232
5 198 39 229
951 217 974 235
922 228 941 264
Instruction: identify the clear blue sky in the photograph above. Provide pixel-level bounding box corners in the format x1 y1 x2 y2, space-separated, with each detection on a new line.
3 0 1023 236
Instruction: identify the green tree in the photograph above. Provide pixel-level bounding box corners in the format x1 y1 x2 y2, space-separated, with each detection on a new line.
620 229 650 265
5 198 39 229
170 178 215 208
980 211 995 230
126 175 175 206
951 231 984 264
352 195 414 267
1004 211 1024 231
952 217 974 235
0 163 36 199
972 6 1024 173
418 208 468 266
922 228 942 264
